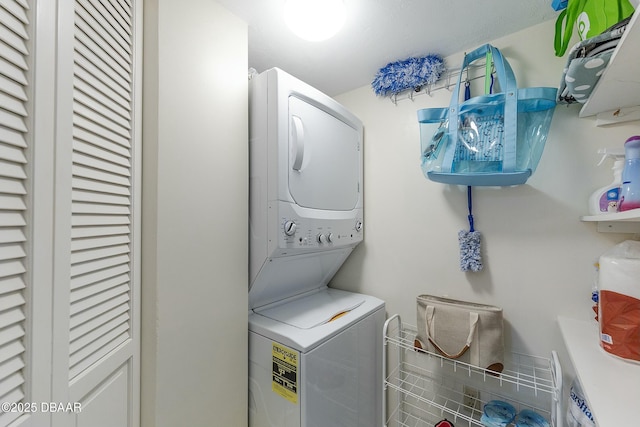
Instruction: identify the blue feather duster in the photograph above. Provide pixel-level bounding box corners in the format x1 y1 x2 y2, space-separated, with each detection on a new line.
371 54 445 97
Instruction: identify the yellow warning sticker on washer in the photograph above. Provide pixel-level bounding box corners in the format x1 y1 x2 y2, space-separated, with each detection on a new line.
272 342 298 404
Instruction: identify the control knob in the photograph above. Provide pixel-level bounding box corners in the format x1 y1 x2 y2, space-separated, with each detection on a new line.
283 220 297 236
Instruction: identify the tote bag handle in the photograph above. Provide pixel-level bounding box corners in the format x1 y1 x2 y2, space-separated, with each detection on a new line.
554 0 588 57
425 306 479 359
441 44 518 174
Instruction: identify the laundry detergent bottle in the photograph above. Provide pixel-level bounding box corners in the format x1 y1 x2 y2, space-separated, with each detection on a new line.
588 149 624 214
619 135 640 212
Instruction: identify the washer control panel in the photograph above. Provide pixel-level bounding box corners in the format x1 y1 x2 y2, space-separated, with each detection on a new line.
278 216 362 251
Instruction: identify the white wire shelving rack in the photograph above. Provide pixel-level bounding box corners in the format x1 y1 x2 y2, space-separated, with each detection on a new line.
383 314 563 427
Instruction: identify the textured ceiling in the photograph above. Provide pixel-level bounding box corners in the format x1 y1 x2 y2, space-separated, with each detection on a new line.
217 0 559 96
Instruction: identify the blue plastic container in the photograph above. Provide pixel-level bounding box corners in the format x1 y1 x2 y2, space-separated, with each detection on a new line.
481 400 516 427
619 135 640 212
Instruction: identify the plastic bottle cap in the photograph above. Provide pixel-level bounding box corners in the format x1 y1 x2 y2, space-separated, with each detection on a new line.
625 135 640 145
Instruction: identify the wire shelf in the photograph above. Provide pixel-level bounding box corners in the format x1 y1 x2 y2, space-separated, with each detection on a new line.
383 314 562 427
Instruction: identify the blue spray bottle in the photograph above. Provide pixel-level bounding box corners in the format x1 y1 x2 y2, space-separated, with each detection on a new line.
619 135 640 212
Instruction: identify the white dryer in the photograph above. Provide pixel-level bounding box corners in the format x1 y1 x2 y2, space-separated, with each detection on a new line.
248 68 384 427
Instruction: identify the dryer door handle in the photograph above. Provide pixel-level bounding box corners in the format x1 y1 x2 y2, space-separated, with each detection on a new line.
291 116 304 171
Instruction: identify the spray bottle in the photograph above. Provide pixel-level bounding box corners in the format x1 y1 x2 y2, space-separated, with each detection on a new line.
588 149 625 215
618 135 640 212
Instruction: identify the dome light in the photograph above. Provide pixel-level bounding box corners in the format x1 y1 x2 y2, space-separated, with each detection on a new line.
284 0 346 42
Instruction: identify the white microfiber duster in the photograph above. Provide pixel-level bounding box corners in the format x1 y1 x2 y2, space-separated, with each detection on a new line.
459 186 483 272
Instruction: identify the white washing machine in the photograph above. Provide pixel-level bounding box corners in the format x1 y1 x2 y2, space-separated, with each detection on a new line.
248 68 384 427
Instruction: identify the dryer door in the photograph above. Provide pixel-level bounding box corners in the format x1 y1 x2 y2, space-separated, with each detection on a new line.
288 95 360 211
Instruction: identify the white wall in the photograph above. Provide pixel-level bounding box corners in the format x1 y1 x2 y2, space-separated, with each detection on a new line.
141 1 248 426
332 20 639 380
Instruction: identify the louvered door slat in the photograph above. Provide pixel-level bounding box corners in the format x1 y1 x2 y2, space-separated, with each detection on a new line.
0 54 27 85
71 224 130 239
77 0 131 55
69 311 129 355
71 233 129 254
0 7 27 39
0 324 24 348
68 326 128 378
72 190 130 207
72 177 130 197
73 128 130 159
73 45 131 94
0 291 24 312
74 88 132 131
0 212 24 228
0 276 24 294
0 142 27 164
70 283 129 316
0 129 25 150
0 25 28 56
70 273 128 306
70 266 129 295
72 202 130 216
0 195 25 212
0 91 27 117
73 151 130 177
0 165 26 185
70 272 129 303
0 371 24 400
69 304 128 342
0 110 27 134
70 253 129 278
0 356 24 385
71 213 129 227
119 0 132 14
75 16 130 75
72 164 130 186
74 63 131 111
0 1 29 24
69 293 128 329
71 244 129 268
73 99 131 139
73 139 130 167
76 1 130 61
0 244 25 262
0 227 25 244
0 341 24 367
73 113 130 149
0 32 29 72
0 73 28 102
0 178 26 195
95 0 132 36
0 259 25 279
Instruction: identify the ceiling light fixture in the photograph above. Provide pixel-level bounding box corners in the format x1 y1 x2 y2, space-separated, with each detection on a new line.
284 0 346 42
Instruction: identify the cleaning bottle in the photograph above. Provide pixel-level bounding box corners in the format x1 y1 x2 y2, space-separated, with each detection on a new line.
588 149 625 215
619 135 640 212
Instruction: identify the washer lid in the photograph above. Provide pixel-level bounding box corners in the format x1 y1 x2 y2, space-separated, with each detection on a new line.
255 289 365 329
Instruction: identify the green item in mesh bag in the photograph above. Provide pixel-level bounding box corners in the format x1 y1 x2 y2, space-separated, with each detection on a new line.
554 0 635 56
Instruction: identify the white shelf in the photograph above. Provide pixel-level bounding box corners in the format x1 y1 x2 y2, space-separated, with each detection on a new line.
383 315 562 427
558 316 640 427
579 8 640 122
580 209 640 233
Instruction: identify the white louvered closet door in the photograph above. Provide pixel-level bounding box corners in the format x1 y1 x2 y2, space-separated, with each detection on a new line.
51 0 141 426
0 0 140 425
0 1 30 426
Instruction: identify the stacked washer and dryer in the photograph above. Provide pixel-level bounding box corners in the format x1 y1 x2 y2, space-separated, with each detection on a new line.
248 68 385 427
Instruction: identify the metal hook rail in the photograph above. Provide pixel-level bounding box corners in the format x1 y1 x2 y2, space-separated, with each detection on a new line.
388 62 493 105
